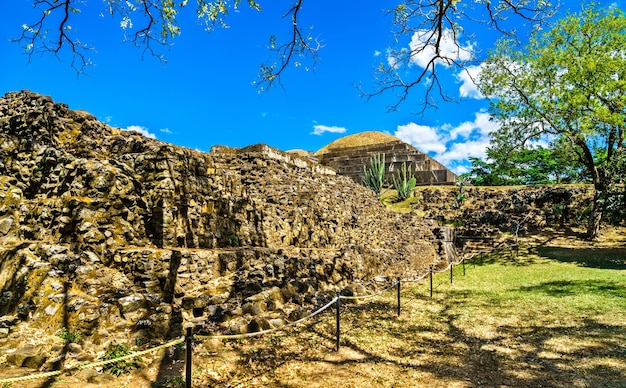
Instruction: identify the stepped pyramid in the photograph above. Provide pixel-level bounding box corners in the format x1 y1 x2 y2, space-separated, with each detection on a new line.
316 131 457 185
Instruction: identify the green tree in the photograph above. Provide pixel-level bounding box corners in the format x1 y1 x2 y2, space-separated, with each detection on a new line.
465 145 585 186
15 0 555 108
477 5 626 239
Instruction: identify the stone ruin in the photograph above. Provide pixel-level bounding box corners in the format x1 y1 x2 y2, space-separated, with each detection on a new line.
316 131 457 186
0 91 443 370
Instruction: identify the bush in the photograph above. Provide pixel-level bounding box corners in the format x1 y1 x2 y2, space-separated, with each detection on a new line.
227 234 240 247
56 327 81 344
101 342 142 376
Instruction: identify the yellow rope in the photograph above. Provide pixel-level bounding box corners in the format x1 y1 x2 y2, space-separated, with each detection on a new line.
0 336 184 384
0 244 516 385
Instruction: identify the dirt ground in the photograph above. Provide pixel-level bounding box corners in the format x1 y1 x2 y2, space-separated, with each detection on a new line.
1 226 624 388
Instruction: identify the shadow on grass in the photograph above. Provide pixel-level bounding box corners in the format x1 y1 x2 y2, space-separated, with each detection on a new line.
519 279 626 298
194 294 626 388
467 245 626 270
464 250 538 267
534 246 626 270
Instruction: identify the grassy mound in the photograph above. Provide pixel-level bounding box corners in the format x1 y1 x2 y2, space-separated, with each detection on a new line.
316 131 399 156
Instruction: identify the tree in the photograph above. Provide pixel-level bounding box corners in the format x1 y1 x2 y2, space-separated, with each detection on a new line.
465 144 585 186
477 5 626 239
14 0 555 109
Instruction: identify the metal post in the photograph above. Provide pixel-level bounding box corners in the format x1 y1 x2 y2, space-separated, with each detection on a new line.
450 263 453 284
335 293 341 351
396 278 401 317
185 327 192 388
462 258 466 276
429 266 433 298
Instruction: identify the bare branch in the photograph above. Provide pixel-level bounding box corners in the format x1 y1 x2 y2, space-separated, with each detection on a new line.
13 0 556 108
14 0 93 72
255 0 323 91
363 0 557 114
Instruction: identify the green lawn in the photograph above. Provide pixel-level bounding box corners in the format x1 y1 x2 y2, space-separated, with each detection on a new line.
194 244 626 387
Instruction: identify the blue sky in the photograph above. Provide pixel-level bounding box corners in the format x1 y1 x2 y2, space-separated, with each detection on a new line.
1 1 622 174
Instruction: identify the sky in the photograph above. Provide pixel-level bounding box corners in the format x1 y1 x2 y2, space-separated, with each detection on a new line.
0 1 623 174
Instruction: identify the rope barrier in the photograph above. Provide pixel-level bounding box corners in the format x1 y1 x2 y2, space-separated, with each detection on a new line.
401 272 429 283
0 336 185 385
462 243 518 263
0 369 64 384
339 281 399 300
435 262 453 275
0 242 518 385
194 297 339 341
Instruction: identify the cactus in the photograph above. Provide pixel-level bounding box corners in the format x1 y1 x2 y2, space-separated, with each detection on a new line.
362 153 387 195
392 162 416 201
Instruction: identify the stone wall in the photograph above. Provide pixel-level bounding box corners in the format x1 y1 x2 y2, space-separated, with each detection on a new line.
317 139 457 185
412 185 595 237
0 91 440 364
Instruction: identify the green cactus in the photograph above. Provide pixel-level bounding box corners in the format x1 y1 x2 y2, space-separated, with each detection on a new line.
392 162 416 201
362 153 387 195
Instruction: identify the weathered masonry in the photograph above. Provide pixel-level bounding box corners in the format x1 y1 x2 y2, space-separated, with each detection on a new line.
316 131 457 185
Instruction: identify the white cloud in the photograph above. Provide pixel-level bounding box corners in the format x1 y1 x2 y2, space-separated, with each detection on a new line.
394 112 500 174
473 111 499 136
408 29 474 69
435 139 491 166
160 128 173 134
395 122 446 154
374 50 381 57
457 64 484 99
311 124 347 136
123 125 156 139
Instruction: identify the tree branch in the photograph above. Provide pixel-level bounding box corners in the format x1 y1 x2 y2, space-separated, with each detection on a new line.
255 0 323 91
14 0 93 72
363 0 555 114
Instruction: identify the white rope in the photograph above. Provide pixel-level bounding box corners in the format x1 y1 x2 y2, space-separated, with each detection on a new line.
195 297 339 341
339 281 399 300
401 272 429 283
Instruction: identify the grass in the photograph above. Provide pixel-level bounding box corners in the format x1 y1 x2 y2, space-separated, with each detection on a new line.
315 131 398 156
4 233 623 387
191 243 626 387
380 190 422 213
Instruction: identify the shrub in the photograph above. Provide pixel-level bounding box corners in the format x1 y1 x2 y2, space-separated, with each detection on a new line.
101 342 142 376
455 176 468 207
56 327 81 344
227 234 240 247
157 376 186 388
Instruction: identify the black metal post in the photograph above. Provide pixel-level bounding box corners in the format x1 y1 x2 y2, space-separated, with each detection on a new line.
396 278 401 317
450 263 453 284
462 258 466 276
335 293 341 351
429 266 433 298
185 327 192 388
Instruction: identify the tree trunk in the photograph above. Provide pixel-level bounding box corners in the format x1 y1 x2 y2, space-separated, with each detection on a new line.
586 191 603 240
